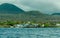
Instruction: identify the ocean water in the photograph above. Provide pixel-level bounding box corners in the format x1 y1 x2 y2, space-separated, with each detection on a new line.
0 28 60 38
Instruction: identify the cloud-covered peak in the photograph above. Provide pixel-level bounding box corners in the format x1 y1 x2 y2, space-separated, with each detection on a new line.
0 0 60 14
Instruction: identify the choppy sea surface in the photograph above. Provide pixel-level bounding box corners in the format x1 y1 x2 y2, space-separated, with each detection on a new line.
0 28 60 38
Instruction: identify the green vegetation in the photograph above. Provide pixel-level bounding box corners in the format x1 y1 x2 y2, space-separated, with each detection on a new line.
0 20 59 28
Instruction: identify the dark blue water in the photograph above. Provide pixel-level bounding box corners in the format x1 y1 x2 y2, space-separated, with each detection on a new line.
0 28 60 38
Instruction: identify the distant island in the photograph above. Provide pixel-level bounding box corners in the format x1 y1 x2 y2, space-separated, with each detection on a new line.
0 3 60 28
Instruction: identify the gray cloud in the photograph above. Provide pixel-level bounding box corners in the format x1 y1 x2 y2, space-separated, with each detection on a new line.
19 0 60 14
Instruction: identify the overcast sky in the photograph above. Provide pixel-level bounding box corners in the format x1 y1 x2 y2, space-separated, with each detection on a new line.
0 0 60 14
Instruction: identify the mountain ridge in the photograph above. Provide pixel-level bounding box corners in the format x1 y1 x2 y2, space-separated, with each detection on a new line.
52 13 60 15
0 3 24 14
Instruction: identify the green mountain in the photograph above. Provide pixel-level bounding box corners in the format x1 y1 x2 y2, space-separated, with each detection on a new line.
0 11 50 22
0 3 24 14
0 3 60 23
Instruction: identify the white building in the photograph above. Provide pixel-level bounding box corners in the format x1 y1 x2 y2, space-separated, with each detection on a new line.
10 26 14 28
56 23 60 26
15 24 24 28
41 24 45 27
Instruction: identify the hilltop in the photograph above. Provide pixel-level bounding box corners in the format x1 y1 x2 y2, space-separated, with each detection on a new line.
0 3 24 14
